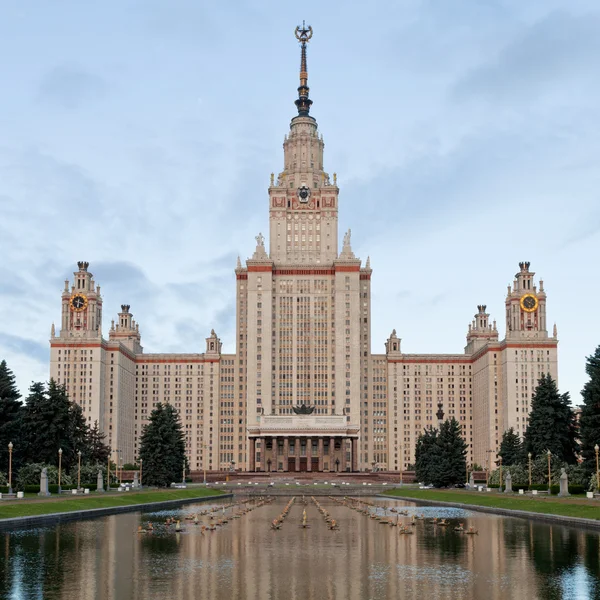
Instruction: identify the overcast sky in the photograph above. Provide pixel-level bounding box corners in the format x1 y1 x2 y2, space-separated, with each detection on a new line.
1 0 599 405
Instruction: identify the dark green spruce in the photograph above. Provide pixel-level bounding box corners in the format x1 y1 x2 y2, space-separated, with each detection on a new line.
139 403 187 487
579 345 600 477
0 360 22 471
415 427 438 485
415 418 467 487
524 374 579 464
499 427 523 466
20 379 88 472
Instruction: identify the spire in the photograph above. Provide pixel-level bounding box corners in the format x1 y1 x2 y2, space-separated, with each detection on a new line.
294 21 313 117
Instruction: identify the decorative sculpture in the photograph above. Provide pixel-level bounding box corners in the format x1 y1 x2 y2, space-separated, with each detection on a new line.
293 404 315 415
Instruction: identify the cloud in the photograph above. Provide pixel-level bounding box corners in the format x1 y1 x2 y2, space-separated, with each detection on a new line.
0 333 48 364
37 65 106 110
453 11 600 103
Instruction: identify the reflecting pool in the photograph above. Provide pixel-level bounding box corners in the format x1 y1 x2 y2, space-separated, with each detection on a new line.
1 497 599 599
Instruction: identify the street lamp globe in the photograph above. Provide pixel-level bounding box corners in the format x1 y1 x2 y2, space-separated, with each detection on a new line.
595 444 599 452
8 442 13 450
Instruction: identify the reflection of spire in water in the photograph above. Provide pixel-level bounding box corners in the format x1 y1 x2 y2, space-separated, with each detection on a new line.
2 499 599 599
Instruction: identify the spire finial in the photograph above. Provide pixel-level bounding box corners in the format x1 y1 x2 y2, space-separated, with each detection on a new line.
294 21 313 116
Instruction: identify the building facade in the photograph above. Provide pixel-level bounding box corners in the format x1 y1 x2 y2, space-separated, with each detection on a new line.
49 27 558 472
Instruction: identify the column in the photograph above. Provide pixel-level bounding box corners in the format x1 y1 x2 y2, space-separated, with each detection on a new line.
295 437 301 472
330 437 336 472
249 438 256 472
259 437 266 472
283 437 289 471
307 437 312 471
351 438 358 472
318 438 324 472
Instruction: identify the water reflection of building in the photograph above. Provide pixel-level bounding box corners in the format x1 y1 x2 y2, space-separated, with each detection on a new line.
2 503 599 599
49 26 558 474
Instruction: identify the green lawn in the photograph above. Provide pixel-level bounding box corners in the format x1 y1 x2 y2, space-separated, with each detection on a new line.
0 488 224 520
383 489 600 521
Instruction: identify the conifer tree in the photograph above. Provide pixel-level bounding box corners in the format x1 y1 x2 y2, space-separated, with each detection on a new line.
139 403 186 487
499 427 523 466
524 374 578 464
415 427 438 485
20 380 88 471
579 346 600 477
85 421 111 465
432 418 468 487
0 360 22 471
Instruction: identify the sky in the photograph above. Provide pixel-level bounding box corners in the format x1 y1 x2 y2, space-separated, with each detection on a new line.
1 0 599 404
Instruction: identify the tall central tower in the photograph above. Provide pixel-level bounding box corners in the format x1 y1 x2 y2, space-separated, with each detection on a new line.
239 24 366 472
268 23 339 264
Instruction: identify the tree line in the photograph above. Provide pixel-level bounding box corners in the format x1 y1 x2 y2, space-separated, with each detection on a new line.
0 360 110 486
0 360 187 489
415 346 600 488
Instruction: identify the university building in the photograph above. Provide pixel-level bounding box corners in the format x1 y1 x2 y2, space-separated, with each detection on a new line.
49 26 558 473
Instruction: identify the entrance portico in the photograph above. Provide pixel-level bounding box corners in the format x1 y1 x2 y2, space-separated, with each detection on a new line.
248 415 360 473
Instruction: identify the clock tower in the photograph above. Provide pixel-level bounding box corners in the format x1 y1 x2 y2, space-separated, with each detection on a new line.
505 261 548 339
58 261 103 339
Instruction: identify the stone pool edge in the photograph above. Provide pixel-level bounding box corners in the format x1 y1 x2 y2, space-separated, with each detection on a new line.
0 494 233 531
377 494 600 531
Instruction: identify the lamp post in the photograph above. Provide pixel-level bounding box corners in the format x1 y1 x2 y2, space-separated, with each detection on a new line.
595 444 599 492
182 459 186 485
528 452 532 491
335 458 340 473
436 402 445 429
58 448 63 494
115 450 122 485
547 449 552 494
400 445 404 486
203 443 207 485
498 456 503 493
8 442 13 495
139 458 143 488
485 449 493 487
107 449 111 492
77 450 82 492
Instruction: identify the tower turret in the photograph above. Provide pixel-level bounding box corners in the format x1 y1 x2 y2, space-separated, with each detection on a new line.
109 304 143 353
505 262 548 339
465 304 498 353
268 24 339 264
58 261 102 338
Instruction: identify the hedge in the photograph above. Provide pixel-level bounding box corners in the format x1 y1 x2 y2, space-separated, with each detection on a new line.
0 484 100 494
474 483 587 495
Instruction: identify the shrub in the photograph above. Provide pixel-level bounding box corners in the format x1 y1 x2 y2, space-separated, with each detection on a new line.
70 463 105 484
0 472 6 486
16 464 73 489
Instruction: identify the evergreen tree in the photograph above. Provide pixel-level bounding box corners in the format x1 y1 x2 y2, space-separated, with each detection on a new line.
85 421 111 465
579 346 600 477
415 427 438 485
524 374 579 464
499 427 523 466
0 360 23 471
139 403 186 487
432 418 468 487
20 380 88 472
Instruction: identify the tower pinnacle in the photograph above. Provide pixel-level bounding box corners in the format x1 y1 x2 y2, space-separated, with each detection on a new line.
294 21 313 116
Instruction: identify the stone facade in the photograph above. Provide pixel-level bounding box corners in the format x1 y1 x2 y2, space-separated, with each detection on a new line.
49 32 558 472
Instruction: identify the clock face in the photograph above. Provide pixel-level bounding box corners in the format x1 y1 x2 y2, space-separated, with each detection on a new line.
520 294 538 312
70 294 88 312
297 185 311 203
